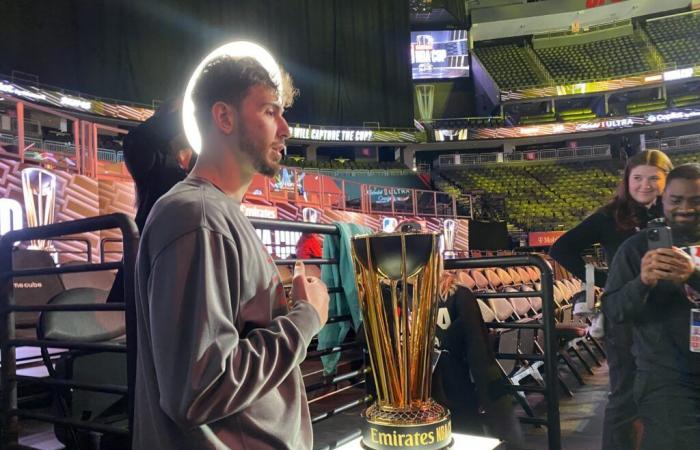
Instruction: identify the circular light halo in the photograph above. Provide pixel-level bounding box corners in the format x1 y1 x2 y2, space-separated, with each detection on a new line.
182 41 283 154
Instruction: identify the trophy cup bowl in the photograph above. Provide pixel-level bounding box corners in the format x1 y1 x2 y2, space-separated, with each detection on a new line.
352 232 452 450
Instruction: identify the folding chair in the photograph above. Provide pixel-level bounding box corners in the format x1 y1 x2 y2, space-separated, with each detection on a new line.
37 287 128 449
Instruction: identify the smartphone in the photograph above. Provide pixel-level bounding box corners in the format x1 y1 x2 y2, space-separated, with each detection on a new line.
647 226 673 250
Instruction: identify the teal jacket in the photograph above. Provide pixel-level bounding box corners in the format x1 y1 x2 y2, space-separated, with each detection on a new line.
318 222 372 375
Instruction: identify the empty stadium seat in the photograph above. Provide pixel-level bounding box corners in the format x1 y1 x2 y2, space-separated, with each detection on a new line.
535 34 653 84
473 44 544 89
438 159 621 231
646 12 700 68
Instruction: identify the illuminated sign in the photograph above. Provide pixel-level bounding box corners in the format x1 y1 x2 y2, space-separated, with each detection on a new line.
434 129 468 142
519 126 544 135
60 96 92 110
240 203 278 219
529 231 565 247
411 30 469 80
290 126 374 142
647 110 700 123
574 118 634 131
370 187 411 204
0 82 47 101
663 68 694 81
644 74 663 82
469 116 643 139
0 78 154 122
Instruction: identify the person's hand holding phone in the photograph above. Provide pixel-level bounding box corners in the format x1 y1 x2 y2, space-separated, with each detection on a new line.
641 247 695 287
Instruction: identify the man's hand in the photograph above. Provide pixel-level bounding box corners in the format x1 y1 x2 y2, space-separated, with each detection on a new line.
641 247 695 287
290 261 329 326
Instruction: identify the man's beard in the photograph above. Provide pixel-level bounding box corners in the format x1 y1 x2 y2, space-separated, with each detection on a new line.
669 213 700 242
239 123 280 177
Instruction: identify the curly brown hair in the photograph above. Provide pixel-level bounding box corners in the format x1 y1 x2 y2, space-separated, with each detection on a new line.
191 55 298 131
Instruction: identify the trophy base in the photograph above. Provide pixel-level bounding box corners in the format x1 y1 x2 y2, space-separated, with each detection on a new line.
360 400 452 450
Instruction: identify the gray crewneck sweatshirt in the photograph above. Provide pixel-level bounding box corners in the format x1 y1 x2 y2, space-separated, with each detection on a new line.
132 176 321 450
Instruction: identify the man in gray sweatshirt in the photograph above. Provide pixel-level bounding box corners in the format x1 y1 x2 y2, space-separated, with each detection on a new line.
132 52 329 449
603 163 700 450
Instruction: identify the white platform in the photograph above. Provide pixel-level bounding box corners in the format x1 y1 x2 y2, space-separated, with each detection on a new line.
337 433 502 449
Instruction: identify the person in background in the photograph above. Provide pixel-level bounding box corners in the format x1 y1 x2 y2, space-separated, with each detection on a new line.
433 270 524 449
602 163 700 450
549 149 673 450
124 100 196 232
296 232 323 278
106 100 195 303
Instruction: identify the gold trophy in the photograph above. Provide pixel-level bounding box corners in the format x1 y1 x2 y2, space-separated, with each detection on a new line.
21 167 57 251
352 232 452 450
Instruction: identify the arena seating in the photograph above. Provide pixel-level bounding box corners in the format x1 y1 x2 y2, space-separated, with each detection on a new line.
439 146 700 232
473 44 544 89
626 98 668 114
646 12 700 68
473 13 700 93
535 35 654 84
519 112 557 125
440 160 621 231
670 93 700 108
283 158 407 171
669 148 700 165
459 264 603 400
558 108 596 122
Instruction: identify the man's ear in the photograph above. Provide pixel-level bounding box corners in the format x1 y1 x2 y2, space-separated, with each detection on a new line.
211 101 237 135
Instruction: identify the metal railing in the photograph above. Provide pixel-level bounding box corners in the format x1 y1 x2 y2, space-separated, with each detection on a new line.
42 140 75 155
438 145 611 167
252 166 461 219
0 133 16 146
444 254 561 450
646 132 700 152
0 213 139 446
0 132 121 163
248 218 372 431
0 214 564 449
289 122 417 134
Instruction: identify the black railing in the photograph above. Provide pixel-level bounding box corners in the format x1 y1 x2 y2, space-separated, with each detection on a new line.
444 254 561 450
0 213 138 446
1 216 561 450
250 219 373 431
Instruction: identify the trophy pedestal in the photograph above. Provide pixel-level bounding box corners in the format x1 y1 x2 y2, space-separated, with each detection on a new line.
361 400 452 450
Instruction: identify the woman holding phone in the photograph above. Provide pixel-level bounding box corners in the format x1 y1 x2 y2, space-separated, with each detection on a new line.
549 149 673 450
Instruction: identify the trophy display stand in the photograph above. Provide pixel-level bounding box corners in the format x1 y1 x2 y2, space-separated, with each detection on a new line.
352 232 452 450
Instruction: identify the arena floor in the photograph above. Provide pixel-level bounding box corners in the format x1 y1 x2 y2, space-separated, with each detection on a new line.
311 361 609 450
15 359 608 450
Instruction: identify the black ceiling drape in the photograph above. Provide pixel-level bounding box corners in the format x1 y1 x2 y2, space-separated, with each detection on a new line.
1 0 413 127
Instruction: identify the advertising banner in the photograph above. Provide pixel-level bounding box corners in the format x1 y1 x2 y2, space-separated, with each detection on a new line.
529 231 565 247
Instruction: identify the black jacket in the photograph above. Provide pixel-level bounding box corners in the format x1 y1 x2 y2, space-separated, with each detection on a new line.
106 108 192 303
549 202 662 287
602 230 700 380
432 286 523 447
